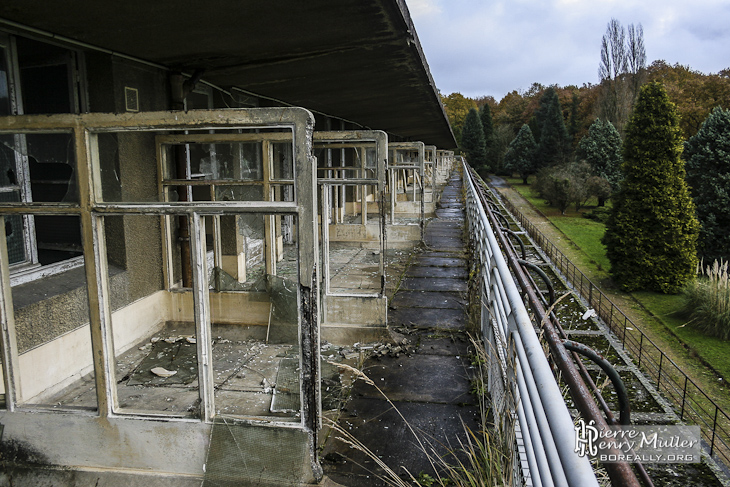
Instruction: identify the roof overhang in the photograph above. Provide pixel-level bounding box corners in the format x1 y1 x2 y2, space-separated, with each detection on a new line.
0 0 456 148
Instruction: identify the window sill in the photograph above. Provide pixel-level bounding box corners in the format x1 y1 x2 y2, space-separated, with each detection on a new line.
10 256 85 287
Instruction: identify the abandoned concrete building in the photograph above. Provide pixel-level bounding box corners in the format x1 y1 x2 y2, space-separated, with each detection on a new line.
0 1 462 485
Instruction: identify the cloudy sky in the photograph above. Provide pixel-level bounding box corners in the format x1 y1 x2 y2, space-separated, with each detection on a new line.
408 0 730 101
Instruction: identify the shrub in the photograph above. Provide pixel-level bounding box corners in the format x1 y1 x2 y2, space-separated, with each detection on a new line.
683 260 730 340
584 206 612 224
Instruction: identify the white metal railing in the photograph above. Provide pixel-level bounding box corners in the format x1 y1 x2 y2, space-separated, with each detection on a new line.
463 163 599 487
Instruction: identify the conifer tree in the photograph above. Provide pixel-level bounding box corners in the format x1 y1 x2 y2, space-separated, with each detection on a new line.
537 89 572 168
684 106 730 262
480 104 495 170
602 82 699 293
461 108 488 171
504 124 537 184
568 92 580 143
577 119 623 203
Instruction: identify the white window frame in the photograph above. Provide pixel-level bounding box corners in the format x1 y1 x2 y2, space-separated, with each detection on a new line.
0 32 88 285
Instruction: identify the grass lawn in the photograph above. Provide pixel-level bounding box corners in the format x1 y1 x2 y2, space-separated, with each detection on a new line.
505 177 611 275
632 291 730 382
504 175 730 383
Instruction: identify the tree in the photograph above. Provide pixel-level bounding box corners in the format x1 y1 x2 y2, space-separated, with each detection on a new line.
504 124 537 184
492 125 515 175
568 92 580 144
684 106 730 262
602 82 699 293
493 90 531 135
533 162 611 214
597 19 646 133
626 23 647 102
461 108 488 170
647 61 730 138
536 88 572 168
441 92 477 147
480 103 496 170
577 119 623 204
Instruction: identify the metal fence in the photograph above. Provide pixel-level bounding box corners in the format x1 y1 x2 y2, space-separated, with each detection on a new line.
497 188 730 472
464 166 599 487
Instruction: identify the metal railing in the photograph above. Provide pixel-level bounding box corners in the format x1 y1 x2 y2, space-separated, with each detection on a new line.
496 183 730 472
464 164 600 487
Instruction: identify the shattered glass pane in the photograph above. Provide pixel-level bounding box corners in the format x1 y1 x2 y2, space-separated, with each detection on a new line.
206 270 302 419
204 208 302 419
26 133 78 202
0 192 25 265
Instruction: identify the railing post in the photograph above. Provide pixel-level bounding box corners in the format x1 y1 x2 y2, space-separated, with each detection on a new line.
658 353 663 387
711 407 719 456
680 376 688 420
638 334 644 368
609 305 614 331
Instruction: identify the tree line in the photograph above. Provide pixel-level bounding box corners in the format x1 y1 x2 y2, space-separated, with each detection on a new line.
442 19 730 295
443 60 730 170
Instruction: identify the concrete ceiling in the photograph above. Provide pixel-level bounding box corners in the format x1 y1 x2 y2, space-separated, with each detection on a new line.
0 0 457 148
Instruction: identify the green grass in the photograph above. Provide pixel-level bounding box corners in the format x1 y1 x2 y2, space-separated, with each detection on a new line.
552 218 610 273
506 177 611 275
504 175 730 383
632 291 730 382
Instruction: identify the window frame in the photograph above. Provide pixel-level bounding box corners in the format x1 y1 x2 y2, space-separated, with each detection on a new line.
0 32 87 284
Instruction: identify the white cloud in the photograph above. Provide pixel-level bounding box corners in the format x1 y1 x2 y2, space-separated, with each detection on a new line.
407 0 442 18
408 0 730 100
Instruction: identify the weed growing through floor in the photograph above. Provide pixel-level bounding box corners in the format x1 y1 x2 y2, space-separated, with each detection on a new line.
325 335 516 487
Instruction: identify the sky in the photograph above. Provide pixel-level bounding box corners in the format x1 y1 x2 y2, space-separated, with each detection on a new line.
408 0 730 101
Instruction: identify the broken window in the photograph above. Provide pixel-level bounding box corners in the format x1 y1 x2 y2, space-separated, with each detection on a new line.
0 109 319 428
0 34 85 282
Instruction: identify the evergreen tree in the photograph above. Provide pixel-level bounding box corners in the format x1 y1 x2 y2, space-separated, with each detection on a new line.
684 106 730 262
504 124 537 184
530 87 553 142
569 92 580 144
602 82 699 293
577 119 623 204
480 104 495 170
537 89 572 168
461 108 488 170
